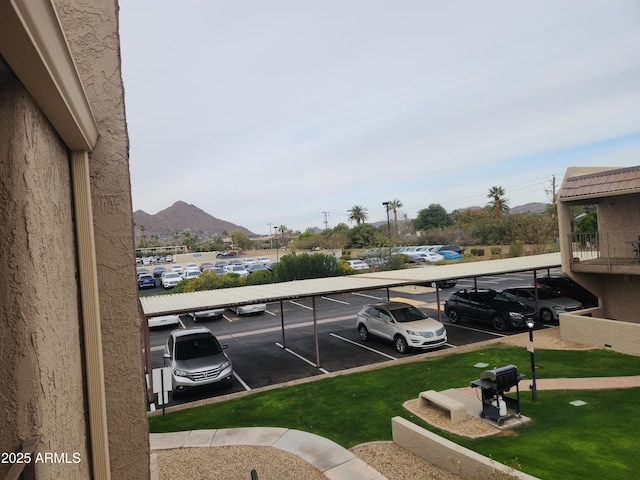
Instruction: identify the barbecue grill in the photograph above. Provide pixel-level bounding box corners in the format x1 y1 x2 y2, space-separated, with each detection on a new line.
470 364 524 426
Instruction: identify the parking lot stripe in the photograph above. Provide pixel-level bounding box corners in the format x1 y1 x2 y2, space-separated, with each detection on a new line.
320 296 350 305
275 343 330 373
444 323 508 337
329 333 398 360
288 300 313 310
352 292 385 300
233 372 251 391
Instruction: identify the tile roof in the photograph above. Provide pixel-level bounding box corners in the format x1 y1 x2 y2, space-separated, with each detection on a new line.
559 165 640 200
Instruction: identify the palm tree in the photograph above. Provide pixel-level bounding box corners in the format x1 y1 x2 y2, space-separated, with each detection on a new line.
278 224 288 249
389 199 403 234
487 186 509 218
347 205 368 225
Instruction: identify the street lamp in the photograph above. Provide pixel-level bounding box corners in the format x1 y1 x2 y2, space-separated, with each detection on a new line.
273 226 279 262
382 201 391 239
526 319 538 402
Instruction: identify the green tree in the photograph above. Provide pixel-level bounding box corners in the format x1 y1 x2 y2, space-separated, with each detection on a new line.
272 252 342 281
413 204 452 231
389 199 403 234
347 223 381 248
575 210 598 234
486 186 509 218
347 205 368 225
230 229 253 250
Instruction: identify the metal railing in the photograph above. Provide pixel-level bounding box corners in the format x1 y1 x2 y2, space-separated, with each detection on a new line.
570 231 640 264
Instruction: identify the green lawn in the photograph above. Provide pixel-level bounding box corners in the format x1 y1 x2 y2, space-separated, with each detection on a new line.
149 346 640 479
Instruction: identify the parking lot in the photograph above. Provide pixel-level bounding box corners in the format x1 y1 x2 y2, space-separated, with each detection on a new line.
144 269 561 408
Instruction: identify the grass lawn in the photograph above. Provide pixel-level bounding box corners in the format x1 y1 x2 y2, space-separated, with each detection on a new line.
149 345 640 479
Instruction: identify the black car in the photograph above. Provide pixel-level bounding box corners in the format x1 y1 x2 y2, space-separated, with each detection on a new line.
533 276 598 308
444 289 537 331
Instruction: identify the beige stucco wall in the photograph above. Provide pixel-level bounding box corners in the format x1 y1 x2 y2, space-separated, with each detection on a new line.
0 61 91 479
1 0 149 478
560 312 640 356
54 1 151 478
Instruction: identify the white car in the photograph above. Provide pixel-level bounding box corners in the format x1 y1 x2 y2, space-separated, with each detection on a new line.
347 259 369 270
256 256 271 266
232 303 267 315
148 314 181 328
413 252 444 262
242 257 258 266
162 272 182 289
356 301 447 353
186 262 199 271
190 308 225 321
183 269 200 280
223 265 249 276
170 264 184 276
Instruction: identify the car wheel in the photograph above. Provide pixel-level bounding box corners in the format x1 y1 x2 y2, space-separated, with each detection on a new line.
358 324 369 341
394 335 408 354
540 308 554 323
492 315 507 332
447 309 460 324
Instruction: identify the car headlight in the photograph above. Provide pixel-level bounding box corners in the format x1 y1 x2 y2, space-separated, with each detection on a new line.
173 369 189 377
509 312 524 319
552 305 566 311
220 360 230 370
405 329 419 336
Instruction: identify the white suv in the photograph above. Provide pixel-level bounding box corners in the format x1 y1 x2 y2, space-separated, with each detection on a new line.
163 327 233 397
356 302 447 353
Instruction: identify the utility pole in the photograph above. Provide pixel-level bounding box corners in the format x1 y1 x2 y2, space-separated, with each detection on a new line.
322 211 330 230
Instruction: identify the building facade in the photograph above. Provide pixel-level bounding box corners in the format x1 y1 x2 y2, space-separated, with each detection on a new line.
0 1 149 479
557 165 640 356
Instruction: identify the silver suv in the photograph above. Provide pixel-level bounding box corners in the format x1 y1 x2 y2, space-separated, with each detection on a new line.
356 302 447 354
163 327 233 396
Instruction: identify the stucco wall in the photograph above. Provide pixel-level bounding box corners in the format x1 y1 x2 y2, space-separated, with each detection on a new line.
560 312 640 356
0 61 91 479
54 1 151 478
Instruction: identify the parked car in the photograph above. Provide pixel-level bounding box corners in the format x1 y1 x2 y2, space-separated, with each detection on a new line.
533 275 598 308
216 251 238 258
444 289 537 331
231 303 267 315
439 250 463 260
163 327 233 396
223 265 249 276
242 257 258 266
428 279 457 289
501 286 583 323
137 273 156 289
170 264 184 276
183 269 200 280
199 262 214 271
347 259 369 270
189 309 225 321
428 244 463 254
356 301 447 353
247 264 268 273
256 256 271 266
185 262 199 271
136 266 149 276
202 267 224 276
153 266 166 278
215 260 229 268
413 252 444 262
148 314 181 328
162 272 182 289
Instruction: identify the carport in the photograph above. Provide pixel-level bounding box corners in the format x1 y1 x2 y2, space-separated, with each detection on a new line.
140 252 561 392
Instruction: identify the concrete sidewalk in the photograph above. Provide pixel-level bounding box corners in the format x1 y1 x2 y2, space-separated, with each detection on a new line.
150 427 387 480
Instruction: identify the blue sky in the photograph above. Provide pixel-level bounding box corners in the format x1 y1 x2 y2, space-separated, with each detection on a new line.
119 1 640 235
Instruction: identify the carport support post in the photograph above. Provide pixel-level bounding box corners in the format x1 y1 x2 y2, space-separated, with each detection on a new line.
386 287 390 301
143 315 153 402
435 286 442 322
313 296 320 368
279 300 286 348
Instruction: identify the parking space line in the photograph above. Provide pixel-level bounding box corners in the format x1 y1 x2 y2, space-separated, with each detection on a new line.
444 323 508 337
389 296 427 307
264 309 276 316
275 342 330 373
320 296 350 305
289 300 313 310
353 292 385 300
223 314 234 322
233 372 251 391
329 333 398 360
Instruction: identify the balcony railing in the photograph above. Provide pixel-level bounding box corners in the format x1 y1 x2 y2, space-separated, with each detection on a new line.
569 232 640 272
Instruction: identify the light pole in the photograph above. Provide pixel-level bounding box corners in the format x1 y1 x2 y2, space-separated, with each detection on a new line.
274 226 279 262
526 319 538 402
382 201 391 239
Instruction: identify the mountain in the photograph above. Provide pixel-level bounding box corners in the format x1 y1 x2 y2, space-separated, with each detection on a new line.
509 202 548 214
133 201 254 244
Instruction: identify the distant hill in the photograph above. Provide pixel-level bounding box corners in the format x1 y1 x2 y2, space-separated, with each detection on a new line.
133 201 254 244
510 202 548 214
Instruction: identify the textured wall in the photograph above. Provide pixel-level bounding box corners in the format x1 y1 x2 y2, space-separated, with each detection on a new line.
0 61 91 479
54 0 151 478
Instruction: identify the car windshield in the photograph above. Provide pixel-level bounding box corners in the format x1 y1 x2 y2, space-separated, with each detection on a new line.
166 273 180 278
492 292 513 303
389 305 427 322
175 334 221 360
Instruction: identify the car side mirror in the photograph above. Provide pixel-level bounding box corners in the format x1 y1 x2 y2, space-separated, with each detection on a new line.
163 352 170 359
222 344 228 349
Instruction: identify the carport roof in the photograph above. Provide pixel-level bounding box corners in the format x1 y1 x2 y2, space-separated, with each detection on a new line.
139 252 561 317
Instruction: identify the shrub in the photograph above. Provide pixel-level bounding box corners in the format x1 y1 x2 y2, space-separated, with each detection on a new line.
470 248 485 257
509 240 524 257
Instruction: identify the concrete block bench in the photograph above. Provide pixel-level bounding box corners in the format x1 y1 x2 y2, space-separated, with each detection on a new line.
418 390 467 424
